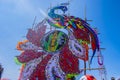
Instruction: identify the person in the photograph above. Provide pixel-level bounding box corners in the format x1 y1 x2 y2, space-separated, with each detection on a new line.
111 77 115 80
0 64 4 79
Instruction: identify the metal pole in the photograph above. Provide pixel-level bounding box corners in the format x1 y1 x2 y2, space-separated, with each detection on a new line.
84 61 86 75
82 67 105 71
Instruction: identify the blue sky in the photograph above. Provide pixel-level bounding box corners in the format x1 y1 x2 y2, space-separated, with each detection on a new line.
0 0 120 80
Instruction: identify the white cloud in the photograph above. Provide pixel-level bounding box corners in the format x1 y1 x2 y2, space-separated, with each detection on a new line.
13 0 35 13
1 0 37 15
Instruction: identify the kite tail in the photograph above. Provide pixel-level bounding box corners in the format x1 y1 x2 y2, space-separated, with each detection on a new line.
82 23 100 64
90 49 96 64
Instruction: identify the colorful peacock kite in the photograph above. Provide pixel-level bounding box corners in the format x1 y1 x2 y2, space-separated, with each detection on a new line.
15 4 103 80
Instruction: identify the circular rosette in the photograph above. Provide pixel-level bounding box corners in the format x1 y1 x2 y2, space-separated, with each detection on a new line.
41 30 68 53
